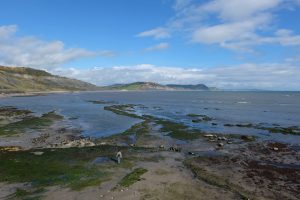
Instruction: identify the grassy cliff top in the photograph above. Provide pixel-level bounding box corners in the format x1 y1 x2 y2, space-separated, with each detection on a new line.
0 66 51 76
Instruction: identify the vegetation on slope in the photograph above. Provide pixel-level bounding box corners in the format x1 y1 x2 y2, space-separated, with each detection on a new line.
0 65 98 93
101 82 210 91
102 82 170 91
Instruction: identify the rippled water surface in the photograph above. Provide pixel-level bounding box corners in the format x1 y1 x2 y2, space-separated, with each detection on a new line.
1 91 299 144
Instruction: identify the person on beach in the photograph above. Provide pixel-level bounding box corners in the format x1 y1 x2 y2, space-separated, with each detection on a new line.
116 150 122 164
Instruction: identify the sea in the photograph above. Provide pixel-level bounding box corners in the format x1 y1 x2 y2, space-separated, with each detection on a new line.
0 91 299 144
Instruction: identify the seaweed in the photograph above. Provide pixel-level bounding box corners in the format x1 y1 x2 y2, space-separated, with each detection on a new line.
187 113 213 122
104 104 143 119
0 111 63 136
117 168 148 187
156 119 202 140
87 100 116 104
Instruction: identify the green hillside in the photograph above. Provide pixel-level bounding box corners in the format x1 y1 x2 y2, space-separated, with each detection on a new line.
0 66 98 93
103 82 211 91
103 82 170 90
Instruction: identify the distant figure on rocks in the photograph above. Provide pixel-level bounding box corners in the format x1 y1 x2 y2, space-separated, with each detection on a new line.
116 150 122 164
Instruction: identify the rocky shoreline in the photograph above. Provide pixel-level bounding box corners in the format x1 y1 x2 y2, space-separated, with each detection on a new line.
0 103 299 200
0 91 73 99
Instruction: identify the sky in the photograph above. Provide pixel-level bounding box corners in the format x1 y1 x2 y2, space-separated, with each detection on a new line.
0 0 300 90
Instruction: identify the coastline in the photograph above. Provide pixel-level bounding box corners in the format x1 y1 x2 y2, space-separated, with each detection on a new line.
0 90 76 99
0 93 299 200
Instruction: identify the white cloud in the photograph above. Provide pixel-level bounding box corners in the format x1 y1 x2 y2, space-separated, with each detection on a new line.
0 25 115 68
201 0 280 21
0 25 17 39
96 50 117 57
188 0 300 51
215 28 300 51
285 54 300 63
136 27 170 39
51 63 300 90
137 0 300 52
144 42 169 51
263 29 300 46
192 14 270 44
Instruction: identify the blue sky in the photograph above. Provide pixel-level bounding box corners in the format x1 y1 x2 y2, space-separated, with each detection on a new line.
1 0 300 90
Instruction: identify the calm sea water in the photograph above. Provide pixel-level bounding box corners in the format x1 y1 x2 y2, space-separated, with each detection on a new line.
0 91 299 144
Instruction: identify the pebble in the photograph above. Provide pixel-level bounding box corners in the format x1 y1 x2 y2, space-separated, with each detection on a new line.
217 143 224 147
273 147 279 151
31 151 44 155
204 134 214 137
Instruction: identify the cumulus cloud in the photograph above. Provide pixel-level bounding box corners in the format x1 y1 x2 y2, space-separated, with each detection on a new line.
144 42 169 51
0 25 115 68
51 63 300 90
137 0 300 52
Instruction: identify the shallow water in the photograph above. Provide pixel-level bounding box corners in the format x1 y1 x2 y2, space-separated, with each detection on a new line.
0 91 299 144
91 156 113 165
